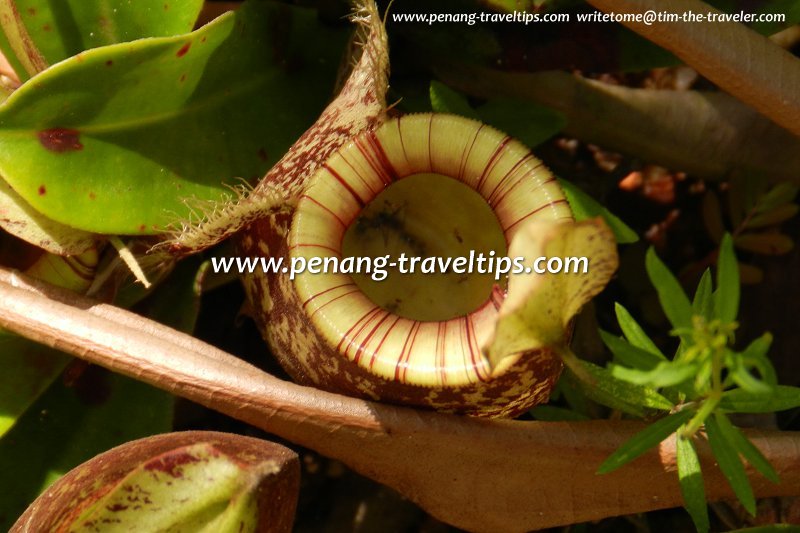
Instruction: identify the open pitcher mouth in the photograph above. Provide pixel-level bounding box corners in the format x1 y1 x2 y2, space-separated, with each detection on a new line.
289 114 572 388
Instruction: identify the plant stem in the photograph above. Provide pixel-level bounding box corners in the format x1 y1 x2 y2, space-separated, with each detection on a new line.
1 267 799 531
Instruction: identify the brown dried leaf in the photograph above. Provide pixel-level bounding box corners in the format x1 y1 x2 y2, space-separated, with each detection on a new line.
586 0 800 137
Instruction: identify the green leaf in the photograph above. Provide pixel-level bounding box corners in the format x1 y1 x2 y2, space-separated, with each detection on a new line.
735 233 794 255
713 412 779 484
0 372 173 531
429 80 479 120
705 414 756 515
0 178 96 255
755 183 799 213
600 330 662 370
676 435 709 533
692 269 714 321
719 386 800 413
477 97 566 148
557 178 638 244
597 409 693 474
70 442 263 531
747 204 799 229
645 247 693 331
0 0 204 81
611 361 697 389
739 334 777 387
714 233 739 323
0 333 69 438
753 0 800 34
614 302 666 359
0 2 346 234
617 26 680 72
564 358 673 417
728 350 773 395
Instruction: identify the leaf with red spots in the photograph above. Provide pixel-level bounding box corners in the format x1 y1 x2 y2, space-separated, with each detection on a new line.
0 3 346 233
0 178 96 255
0 0 203 81
11 433 298 533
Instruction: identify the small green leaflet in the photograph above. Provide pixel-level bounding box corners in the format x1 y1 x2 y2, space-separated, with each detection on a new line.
676 435 709 533
614 303 666 359
692 269 714 321
597 409 693 474
564 358 673 417
705 414 756 516
714 234 739 323
558 178 638 244
713 412 779 484
719 385 800 413
645 247 693 331
429 81 479 120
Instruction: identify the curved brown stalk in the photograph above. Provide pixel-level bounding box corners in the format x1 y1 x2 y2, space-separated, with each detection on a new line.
433 66 800 183
586 0 800 138
1 267 799 532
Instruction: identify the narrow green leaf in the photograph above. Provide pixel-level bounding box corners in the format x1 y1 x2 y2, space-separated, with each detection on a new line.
692 269 714 321
715 233 739 323
736 333 777 386
614 302 666 359
719 386 800 413
557 178 639 244
754 183 799 214
729 354 773 395
735 233 794 255
0 3 346 234
477 97 567 148
597 409 693 474
747 204 799 229
611 361 697 389
600 329 662 370
705 415 756 515
714 412 779 484
645 247 693 330
429 81 479 120
564 358 673 416
676 435 709 533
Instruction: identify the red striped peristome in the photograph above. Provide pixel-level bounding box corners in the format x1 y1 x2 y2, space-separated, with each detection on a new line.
237 113 573 417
